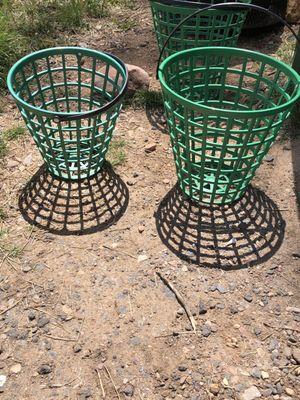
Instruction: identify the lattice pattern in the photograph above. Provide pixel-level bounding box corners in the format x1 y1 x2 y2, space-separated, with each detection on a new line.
8 47 127 180
150 0 251 58
159 47 300 204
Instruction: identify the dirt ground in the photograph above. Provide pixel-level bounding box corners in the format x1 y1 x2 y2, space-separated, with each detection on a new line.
0 1 299 399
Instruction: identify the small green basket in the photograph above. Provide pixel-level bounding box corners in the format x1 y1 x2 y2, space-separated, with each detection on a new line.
150 0 251 59
159 46 300 204
7 47 128 180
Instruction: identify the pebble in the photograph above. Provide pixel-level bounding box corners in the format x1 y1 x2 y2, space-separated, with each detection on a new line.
145 143 157 153
209 383 219 395
216 284 227 294
251 367 261 379
38 364 52 375
201 325 212 337
78 388 92 399
198 301 207 315
73 344 82 353
292 347 300 364
241 386 261 400
0 375 6 388
137 255 148 263
10 364 22 374
285 388 294 396
178 366 187 372
22 264 32 273
261 371 269 380
122 383 134 397
264 155 274 162
28 310 36 321
37 316 50 328
244 293 253 303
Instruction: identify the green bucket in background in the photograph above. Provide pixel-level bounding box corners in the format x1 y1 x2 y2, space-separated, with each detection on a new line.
7 47 128 181
150 0 251 59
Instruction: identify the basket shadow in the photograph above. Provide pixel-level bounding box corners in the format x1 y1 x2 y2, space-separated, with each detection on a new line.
155 184 285 270
18 163 129 236
146 106 168 134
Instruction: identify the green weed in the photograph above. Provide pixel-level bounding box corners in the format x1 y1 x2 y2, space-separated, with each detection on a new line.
107 138 126 167
0 208 7 221
3 126 26 141
0 137 8 159
128 89 164 110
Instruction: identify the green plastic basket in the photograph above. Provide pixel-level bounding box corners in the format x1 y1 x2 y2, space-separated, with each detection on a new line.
150 0 251 58
159 46 300 204
7 47 128 180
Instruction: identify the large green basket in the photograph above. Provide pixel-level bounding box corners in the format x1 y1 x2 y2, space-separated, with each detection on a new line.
159 46 300 204
150 0 251 58
7 47 128 180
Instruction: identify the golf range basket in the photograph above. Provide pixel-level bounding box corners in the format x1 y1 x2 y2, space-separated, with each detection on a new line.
150 0 252 59
157 3 300 205
7 47 128 181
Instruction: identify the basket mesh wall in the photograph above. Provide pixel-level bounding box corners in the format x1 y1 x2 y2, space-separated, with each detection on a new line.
160 47 300 204
8 48 127 180
150 0 251 58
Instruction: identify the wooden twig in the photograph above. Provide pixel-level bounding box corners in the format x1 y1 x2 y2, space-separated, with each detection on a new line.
49 378 76 388
104 366 121 400
103 245 137 260
0 297 23 316
96 368 106 398
44 334 77 342
156 272 197 332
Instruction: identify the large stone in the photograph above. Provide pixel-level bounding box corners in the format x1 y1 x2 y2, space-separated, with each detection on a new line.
126 64 150 94
287 0 300 23
240 386 261 400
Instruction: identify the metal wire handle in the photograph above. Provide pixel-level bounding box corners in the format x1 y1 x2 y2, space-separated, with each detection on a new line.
151 0 245 8
54 52 129 122
156 2 300 78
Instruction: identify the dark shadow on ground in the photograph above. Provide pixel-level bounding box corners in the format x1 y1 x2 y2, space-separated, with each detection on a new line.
155 184 285 270
19 163 129 235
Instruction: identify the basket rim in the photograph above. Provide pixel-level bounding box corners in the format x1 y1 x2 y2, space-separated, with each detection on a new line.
149 0 251 9
7 46 128 120
158 46 300 118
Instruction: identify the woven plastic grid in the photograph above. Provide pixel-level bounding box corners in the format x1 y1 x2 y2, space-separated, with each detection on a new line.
9 48 127 180
160 47 300 204
150 0 251 58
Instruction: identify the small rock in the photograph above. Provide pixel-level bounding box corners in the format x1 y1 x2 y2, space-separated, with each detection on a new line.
23 154 33 166
251 367 261 379
201 325 212 337
198 301 207 315
292 347 300 364
78 388 92 399
73 344 82 353
285 388 294 396
145 143 157 153
10 364 22 374
264 155 274 162
216 284 227 294
178 366 187 372
28 310 36 321
209 383 219 395
38 364 52 375
137 254 148 263
122 383 134 397
241 386 261 400
22 264 32 273
244 294 253 303
37 316 50 328
138 225 144 233
0 375 6 388
261 371 269 380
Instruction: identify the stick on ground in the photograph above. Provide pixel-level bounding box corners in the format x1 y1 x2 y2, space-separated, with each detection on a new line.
156 272 197 332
